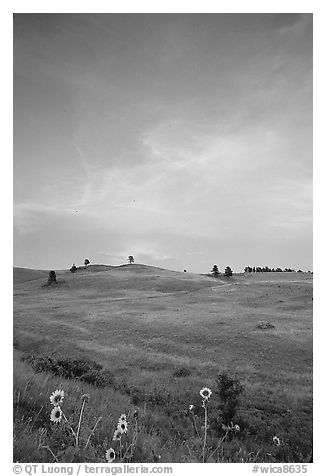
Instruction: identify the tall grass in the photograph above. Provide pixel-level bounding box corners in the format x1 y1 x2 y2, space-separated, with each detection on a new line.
13 352 312 463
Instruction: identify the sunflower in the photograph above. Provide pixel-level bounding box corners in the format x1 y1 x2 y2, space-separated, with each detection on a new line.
117 420 128 434
105 448 116 463
49 389 65 406
199 387 212 400
50 406 63 423
118 413 127 423
112 429 121 441
272 435 281 446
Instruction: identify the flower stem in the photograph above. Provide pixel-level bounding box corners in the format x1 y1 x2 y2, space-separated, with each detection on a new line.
121 419 138 462
192 413 200 438
84 417 102 450
76 399 86 448
62 411 77 439
207 429 229 461
202 405 208 463
39 444 59 463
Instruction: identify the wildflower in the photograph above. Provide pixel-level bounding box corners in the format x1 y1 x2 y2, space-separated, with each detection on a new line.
117 420 128 434
50 406 63 423
118 413 127 423
189 404 194 411
200 387 212 400
49 389 65 406
105 448 116 463
273 435 281 446
81 394 90 403
234 424 240 432
113 429 121 441
133 409 139 419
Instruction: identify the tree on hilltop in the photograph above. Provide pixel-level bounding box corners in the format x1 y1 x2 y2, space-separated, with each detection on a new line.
84 259 90 267
224 266 233 277
128 255 135 264
211 265 220 277
70 264 77 273
47 270 57 285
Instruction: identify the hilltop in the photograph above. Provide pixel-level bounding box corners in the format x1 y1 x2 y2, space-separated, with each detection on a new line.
13 263 224 295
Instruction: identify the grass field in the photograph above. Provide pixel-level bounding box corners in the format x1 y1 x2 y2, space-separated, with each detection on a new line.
13 264 313 463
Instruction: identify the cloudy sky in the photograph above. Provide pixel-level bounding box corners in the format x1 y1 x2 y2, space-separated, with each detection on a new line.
13 13 312 273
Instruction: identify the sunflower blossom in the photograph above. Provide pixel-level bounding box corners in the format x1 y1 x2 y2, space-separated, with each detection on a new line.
117 420 128 434
118 413 127 423
49 389 65 406
50 406 63 423
273 435 281 446
113 429 121 441
105 448 116 463
199 387 212 400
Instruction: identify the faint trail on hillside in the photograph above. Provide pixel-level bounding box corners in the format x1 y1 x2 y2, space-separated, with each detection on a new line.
211 283 233 290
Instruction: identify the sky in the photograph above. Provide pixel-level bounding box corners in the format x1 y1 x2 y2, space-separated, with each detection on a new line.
13 13 313 273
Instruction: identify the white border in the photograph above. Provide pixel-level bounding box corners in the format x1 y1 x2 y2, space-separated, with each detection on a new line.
4 1 324 472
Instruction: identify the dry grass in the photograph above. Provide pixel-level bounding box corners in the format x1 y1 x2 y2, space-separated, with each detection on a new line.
13 265 313 462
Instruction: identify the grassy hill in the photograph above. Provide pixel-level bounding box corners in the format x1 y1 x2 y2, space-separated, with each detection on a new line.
13 267 49 285
13 264 313 463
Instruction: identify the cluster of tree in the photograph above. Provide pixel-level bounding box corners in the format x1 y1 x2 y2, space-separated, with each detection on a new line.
244 266 304 273
70 259 91 273
211 265 233 277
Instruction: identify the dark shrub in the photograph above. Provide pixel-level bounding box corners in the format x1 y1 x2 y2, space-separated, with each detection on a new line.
257 321 275 330
173 367 191 378
216 372 243 424
129 387 145 406
42 271 57 286
48 270 57 283
80 370 113 387
23 355 115 388
54 358 102 378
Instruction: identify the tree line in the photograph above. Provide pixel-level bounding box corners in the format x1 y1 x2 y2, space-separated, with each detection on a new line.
244 266 312 273
210 265 312 277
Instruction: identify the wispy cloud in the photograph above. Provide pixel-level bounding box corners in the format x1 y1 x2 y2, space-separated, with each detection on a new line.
14 14 312 271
